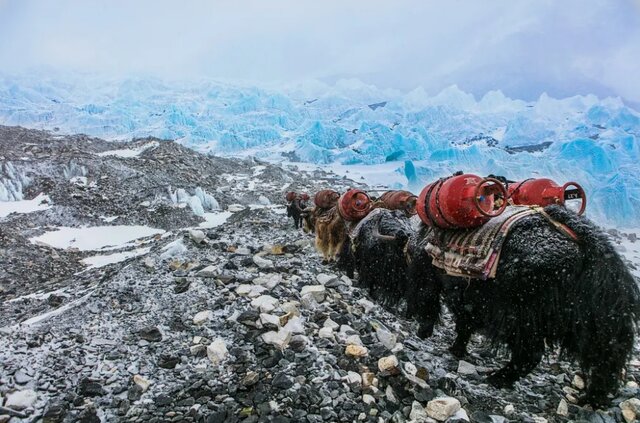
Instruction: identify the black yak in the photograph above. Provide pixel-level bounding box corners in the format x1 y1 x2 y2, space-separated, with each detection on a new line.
349 208 414 313
348 202 638 404
285 192 309 229
349 191 418 315
401 204 640 405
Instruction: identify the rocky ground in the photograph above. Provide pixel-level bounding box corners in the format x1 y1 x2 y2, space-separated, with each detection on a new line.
0 125 639 423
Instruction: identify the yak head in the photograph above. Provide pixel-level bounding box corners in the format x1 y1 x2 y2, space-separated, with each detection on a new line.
301 207 316 233
357 209 413 251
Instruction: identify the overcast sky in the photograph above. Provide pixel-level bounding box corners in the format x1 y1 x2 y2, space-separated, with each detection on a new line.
1 0 639 104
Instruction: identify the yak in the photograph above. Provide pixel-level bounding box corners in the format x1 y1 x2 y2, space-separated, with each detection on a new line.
314 206 349 264
313 188 376 275
285 193 309 229
349 204 639 405
349 208 414 313
311 190 345 264
349 191 418 314
331 189 418 286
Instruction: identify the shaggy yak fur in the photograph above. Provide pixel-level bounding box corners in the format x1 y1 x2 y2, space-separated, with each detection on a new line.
350 209 414 312
314 207 348 261
311 207 356 276
301 208 316 234
351 205 639 405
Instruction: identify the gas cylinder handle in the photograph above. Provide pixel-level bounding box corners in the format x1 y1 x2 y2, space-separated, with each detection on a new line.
562 182 586 216
474 178 508 218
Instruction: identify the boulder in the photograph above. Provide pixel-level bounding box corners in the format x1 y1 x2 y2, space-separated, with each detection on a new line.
426 397 461 421
207 339 229 365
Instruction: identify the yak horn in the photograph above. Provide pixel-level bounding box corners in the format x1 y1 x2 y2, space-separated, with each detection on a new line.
373 226 396 241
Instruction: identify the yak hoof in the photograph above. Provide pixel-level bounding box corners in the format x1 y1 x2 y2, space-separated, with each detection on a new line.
417 324 434 339
486 369 516 389
578 392 609 408
448 344 468 359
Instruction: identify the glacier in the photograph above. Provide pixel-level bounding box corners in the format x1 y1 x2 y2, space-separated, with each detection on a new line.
0 72 639 227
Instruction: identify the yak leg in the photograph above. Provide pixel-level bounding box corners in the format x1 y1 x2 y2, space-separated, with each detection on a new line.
449 316 474 358
327 221 344 262
582 362 619 406
315 231 330 262
486 336 544 388
406 256 441 339
581 329 632 406
337 238 355 279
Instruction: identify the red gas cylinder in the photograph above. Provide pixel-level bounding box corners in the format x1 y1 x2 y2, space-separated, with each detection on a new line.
416 174 508 229
338 189 372 221
378 190 418 216
314 190 340 209
507 178 586 215
285 191 297 202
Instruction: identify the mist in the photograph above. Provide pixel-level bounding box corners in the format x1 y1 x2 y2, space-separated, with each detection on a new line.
1 0 639 103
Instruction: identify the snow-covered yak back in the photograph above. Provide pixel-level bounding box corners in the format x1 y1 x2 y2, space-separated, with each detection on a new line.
406 204 640 405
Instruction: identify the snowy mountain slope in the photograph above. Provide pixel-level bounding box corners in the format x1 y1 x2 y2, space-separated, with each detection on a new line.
1 73 639 226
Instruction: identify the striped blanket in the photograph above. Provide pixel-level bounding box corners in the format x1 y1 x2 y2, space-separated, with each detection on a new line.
424 206 576 280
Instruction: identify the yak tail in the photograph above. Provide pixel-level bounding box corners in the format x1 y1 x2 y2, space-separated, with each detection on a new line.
544 205 640 400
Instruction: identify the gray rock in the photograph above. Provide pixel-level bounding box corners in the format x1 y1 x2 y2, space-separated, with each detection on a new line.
4 389 37 410
193 310 214 325
456 360 477 376
316 273 338 285
197 265 218 277
188 229 206 243
14 369 32 385
300 285 326 302
252 254 274 269
78 378 105 397
272 373 293 389
139 326 163 342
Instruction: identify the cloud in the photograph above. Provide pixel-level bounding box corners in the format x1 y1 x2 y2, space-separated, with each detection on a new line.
0 0 638 102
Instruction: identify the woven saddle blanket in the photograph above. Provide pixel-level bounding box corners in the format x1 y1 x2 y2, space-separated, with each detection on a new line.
424 206 576 280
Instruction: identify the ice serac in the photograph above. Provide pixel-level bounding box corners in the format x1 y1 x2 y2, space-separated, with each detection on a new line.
1 162 30 201
0 73 639 226
169 186 220 216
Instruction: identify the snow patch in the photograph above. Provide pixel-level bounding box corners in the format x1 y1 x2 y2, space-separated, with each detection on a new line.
0 193 51 218
82 247 152 270
30 225 164 251
99 215 119 223
97 141 159 158
5 287 68 304
199 211 233 228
